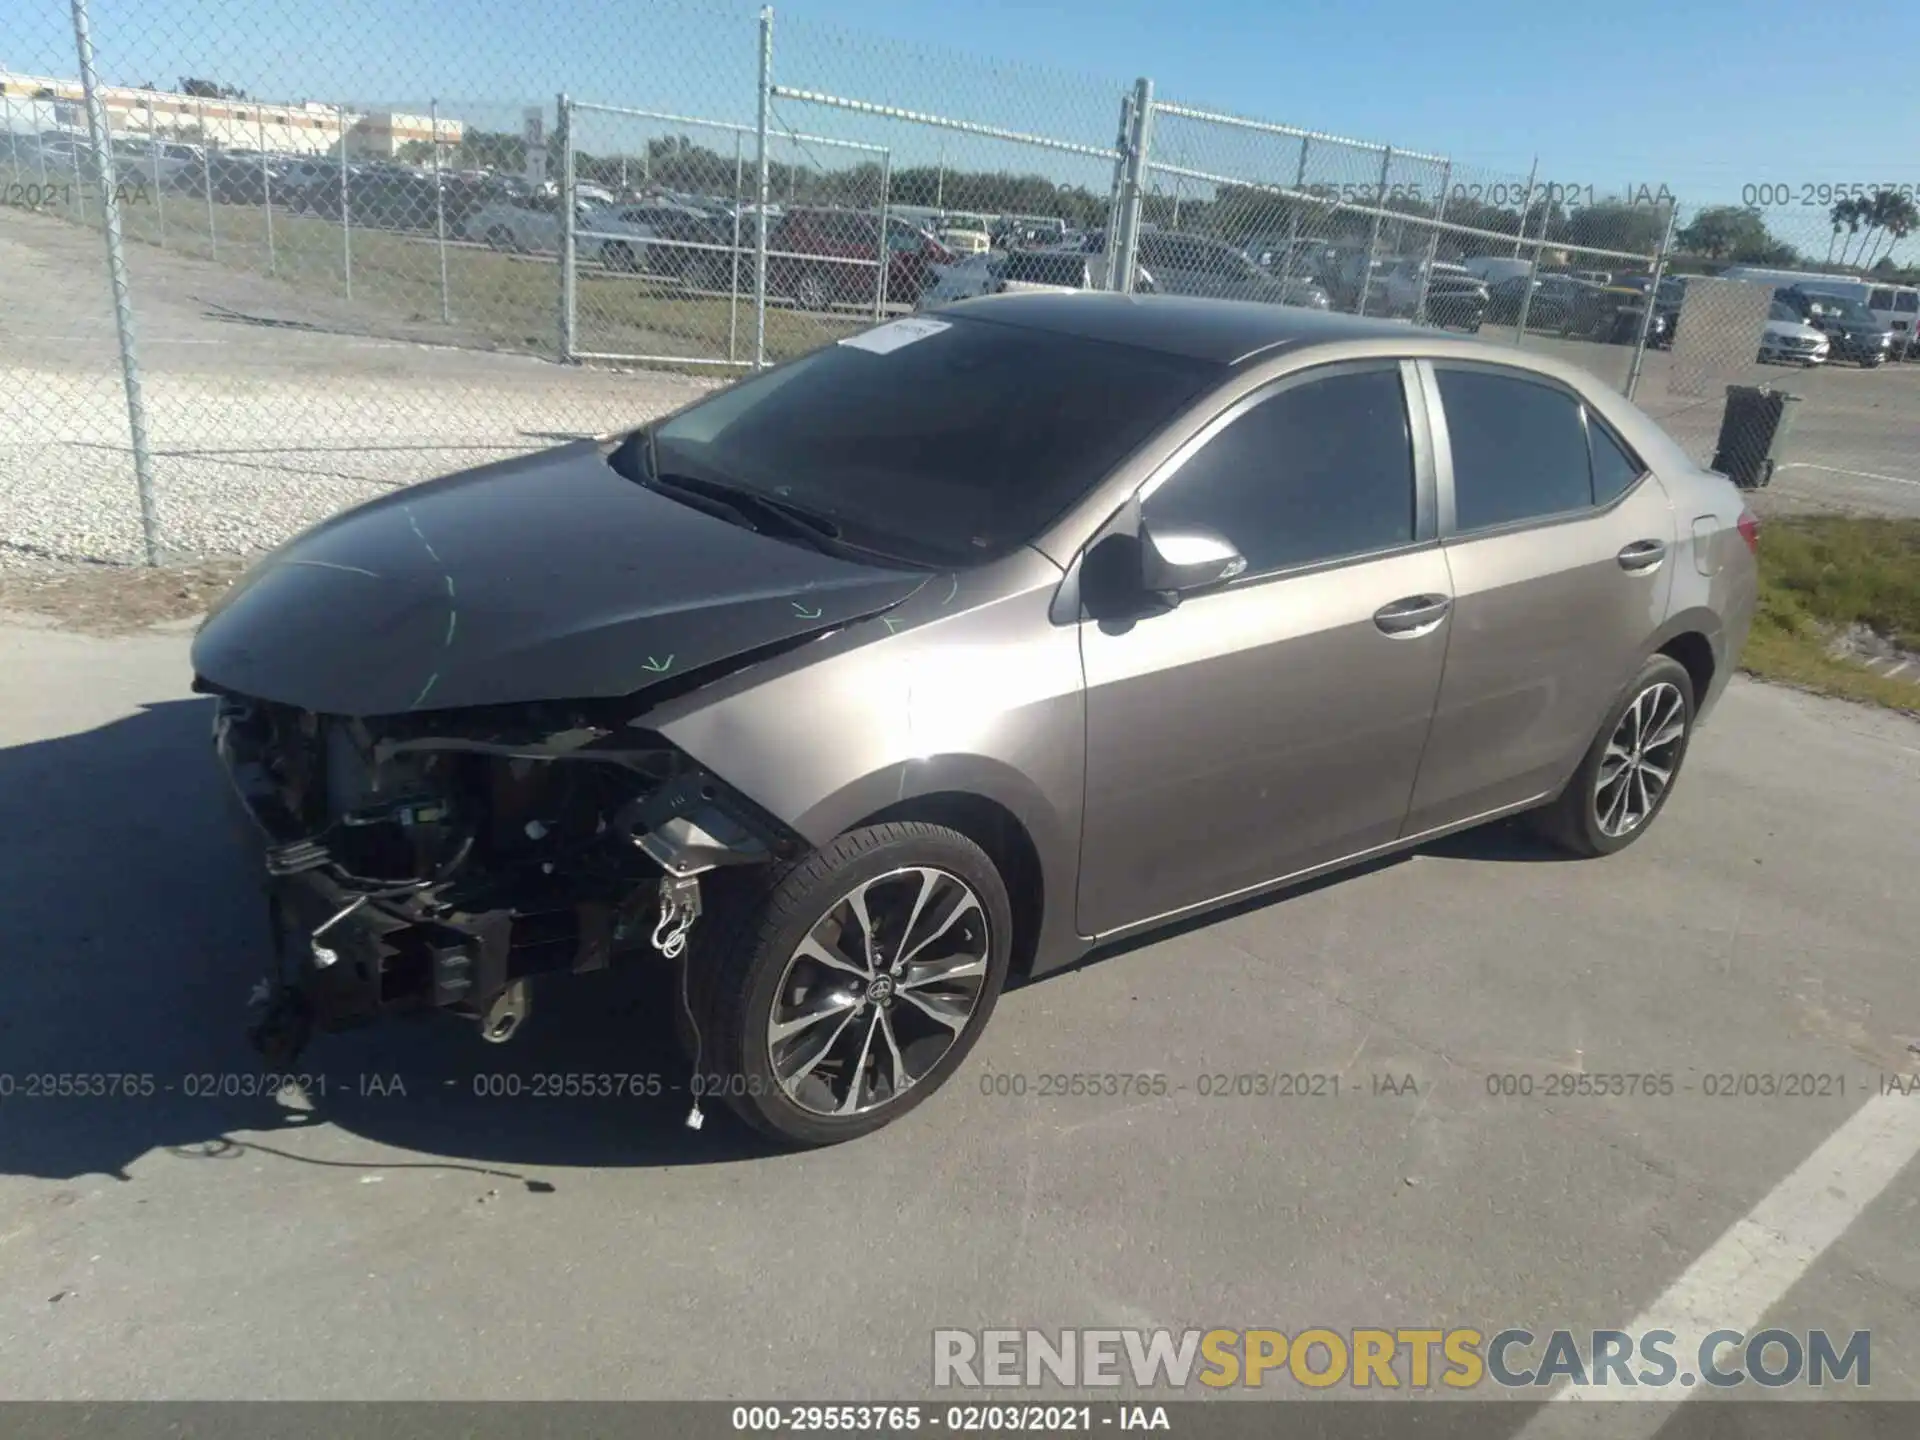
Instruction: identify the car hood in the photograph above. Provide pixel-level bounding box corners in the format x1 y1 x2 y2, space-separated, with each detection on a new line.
191 440 932 717
1764 319 1826 341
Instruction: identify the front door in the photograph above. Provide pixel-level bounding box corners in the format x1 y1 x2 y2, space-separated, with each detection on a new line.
1077 361 1452 937
1404 360 1677 833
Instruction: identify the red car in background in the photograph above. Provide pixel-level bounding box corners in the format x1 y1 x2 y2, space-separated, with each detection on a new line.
767 207 953 310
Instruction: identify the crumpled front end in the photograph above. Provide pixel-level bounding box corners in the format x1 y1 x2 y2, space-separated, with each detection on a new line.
205 686 805 1061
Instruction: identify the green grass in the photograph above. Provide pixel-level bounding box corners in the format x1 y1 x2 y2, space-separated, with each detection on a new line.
12 174 849 366
1742 515 1920 714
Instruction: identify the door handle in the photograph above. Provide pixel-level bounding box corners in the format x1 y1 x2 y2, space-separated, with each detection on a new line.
1373 594 1452 636
1618 539 1668 572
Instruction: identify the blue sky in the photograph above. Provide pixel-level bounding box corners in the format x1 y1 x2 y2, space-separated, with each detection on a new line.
13 0 1919 257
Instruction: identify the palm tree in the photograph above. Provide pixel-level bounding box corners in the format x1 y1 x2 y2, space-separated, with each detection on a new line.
1850 192 1890 268
1864 190 1919 269
1830 197 1865 267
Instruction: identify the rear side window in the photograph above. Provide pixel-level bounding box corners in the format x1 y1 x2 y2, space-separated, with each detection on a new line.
1143 367 1415 576
1587 415 1644 505
1897 293 1919 313
1437 368 1591 531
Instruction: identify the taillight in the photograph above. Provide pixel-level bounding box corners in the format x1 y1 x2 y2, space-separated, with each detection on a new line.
1737 510 1760 553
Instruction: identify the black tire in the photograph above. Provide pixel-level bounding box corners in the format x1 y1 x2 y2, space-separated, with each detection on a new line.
484 226 514 252
1862 354 1885 368
1529 654 1696 859
685 822 1013 1147
602 241 638 273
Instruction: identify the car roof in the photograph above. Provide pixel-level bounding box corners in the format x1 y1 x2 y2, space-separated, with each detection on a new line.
944 292 1444 365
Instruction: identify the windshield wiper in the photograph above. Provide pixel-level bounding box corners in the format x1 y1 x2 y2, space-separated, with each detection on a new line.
654 470 843 543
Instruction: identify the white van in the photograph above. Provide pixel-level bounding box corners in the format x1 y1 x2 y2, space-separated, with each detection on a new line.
1865 281 1920 359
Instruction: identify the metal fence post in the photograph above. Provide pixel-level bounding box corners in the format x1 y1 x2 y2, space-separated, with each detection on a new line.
558 94 576 363
339 106 351 299
728 130 743 362
430 98 450 323
1414 160 1451 326
1102 85 1132 288
1624 203 1678 402
1512 205 1547 343
1512 156 1537 259
1356 146 1391 317
1278 137 1311 293
1113 76 1154 296
259 108 276 276
753 6 773 368
872 147 892 320
70 135 87 226
69 0 159 565
146 94 166 247
198 97 216 258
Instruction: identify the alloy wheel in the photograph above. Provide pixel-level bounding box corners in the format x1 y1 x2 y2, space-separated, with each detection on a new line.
766 866 990 1118
1593 681 1687 838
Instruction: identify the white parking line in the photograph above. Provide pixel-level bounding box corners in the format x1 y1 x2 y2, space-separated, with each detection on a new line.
1512 1092 1920 1437
1775 462 1920 490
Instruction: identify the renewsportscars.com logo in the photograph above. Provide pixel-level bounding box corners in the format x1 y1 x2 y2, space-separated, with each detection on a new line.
932 1328 1871 1391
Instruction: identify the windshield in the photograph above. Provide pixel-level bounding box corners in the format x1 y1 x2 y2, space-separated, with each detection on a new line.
647 315 1223 567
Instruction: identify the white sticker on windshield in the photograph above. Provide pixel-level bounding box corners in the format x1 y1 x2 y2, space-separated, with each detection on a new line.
838 317 951 354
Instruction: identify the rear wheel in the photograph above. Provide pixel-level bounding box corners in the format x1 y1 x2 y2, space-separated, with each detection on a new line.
685 823 1013 1147
602 241 638 273
484 226 514 252
1529 655 1696 858
794 270 832 312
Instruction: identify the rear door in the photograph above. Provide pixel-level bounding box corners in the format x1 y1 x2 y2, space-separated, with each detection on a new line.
1077 361 1452 935
1403 361 1677 834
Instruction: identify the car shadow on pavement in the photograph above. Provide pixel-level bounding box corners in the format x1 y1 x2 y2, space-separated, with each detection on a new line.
0 697 778 1185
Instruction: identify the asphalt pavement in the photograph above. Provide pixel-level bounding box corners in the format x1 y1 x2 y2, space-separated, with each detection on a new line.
1 617 1917 1411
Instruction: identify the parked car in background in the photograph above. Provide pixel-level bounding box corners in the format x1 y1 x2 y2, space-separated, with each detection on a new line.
1133 230 1331 310
1757 300 1830 366
194 294 1758 1146
936 227 993 256
1865 282 1919 359
1375 258 1489 330
1613 274 1685 348
597 202 737 286
460 190 663 265
1484 274 1610 333
916 247 1146 310
767 207 954 309
1461 255 1536 286
1772 286 1893 366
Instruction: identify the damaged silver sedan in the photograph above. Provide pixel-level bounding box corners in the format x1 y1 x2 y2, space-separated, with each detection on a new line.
195 295 1758 1146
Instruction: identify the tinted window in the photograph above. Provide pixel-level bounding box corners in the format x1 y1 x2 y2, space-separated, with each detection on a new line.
1897 293 1919 313
1588 415 1643 505
1769 301 1797 321
1437 368 1591 530
1869 288 1894 309
1142 368 1415 576
647 315 1223 567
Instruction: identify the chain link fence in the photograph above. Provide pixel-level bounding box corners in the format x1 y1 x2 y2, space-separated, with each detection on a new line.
5 0 1915 569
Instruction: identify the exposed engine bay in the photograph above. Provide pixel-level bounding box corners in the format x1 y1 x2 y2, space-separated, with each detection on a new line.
203 685 805 1063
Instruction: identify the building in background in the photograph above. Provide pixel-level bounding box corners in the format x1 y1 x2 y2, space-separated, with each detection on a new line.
0 71 460 158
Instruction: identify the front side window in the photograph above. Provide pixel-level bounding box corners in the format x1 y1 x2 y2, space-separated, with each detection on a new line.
1142 368 1416 577
1869 288 1894 310
1437 367 1591 531
646 314 1223 567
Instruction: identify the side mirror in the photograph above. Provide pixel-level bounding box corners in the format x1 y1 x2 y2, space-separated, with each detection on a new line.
1140 522 1247 603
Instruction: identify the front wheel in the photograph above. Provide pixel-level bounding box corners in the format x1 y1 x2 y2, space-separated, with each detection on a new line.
687 822 1013 1146
1529 654 1696 858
